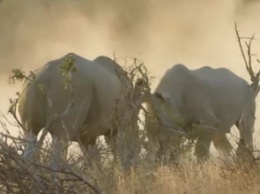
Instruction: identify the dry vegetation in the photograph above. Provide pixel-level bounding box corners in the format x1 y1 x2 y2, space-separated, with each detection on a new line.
1 132 260 194
1 27 260 194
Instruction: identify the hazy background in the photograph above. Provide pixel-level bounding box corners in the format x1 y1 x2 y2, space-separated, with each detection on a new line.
0 0 260 150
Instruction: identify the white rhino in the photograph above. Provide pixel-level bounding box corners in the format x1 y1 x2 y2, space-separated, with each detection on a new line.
145 64 256 162
18 53 142 167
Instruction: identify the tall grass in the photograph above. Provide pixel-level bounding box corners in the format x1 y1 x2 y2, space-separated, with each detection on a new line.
0 128 260 194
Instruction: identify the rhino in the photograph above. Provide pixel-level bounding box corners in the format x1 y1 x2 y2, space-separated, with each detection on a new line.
18 53 143 168
145 64 256 162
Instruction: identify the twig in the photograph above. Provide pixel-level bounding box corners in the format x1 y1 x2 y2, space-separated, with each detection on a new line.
235 23 260 95
31 163 102 194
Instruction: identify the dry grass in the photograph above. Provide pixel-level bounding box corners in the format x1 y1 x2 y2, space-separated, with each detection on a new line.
1 130 260 194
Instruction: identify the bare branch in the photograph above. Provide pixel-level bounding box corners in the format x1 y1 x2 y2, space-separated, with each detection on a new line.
235 23 260 95
235 23 249 71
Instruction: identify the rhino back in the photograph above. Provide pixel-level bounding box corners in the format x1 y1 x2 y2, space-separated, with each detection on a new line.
154 64 255 132
188 66 254 130
18 53 127 137
46 53 124 118
189 66 253 112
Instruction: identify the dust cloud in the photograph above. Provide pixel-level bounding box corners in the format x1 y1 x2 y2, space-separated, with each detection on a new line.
0 0 260 141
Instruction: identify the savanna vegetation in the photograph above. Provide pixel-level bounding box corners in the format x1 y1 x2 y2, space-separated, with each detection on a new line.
0 25 260 194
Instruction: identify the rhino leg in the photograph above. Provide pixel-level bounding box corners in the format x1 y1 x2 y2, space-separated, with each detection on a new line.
49 94 94 169
145 134 160 166
116 110 142 169
116 124 141 169
212 132 233 158
78 137 105 168
104 131 117 158
157 140 172 165
50 135 69 170
236 109 255 158
23 130 38 160
194 125 214 161
22 120 43 161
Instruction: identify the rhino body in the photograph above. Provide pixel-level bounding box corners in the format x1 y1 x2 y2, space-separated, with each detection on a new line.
146 64 256 161
18 53 139 167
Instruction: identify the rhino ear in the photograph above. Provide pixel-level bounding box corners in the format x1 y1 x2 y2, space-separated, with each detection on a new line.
154 92 167 103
